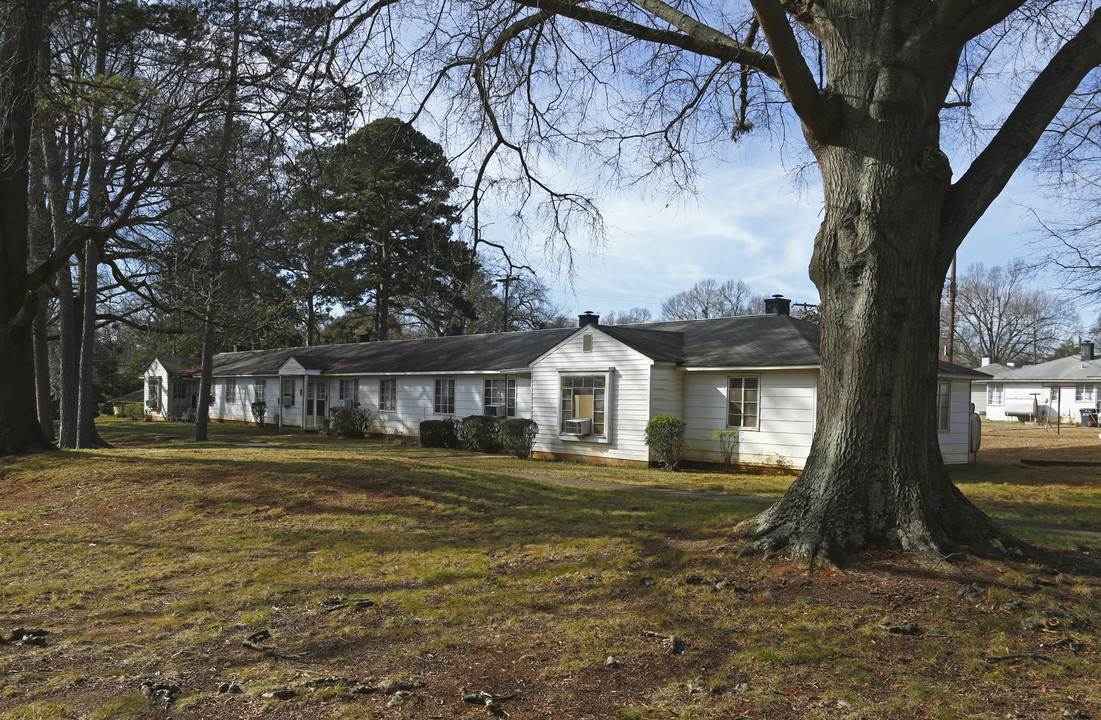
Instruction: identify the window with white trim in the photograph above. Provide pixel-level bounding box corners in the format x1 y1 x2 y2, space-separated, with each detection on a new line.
281 378 296 407
172 382 187 400
937 381 951 432
226 380 237 403
339 379 359 406
560 375 606 436
255 379 266 403
987 383 1004 405
483 378 515 416
435 378 455 414
727 376 759 430
1075 384 1096 402
379 378 396 412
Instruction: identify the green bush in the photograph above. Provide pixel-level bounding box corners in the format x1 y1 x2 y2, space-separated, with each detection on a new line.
420 418 459 448
316 413 332 435
329 404 373 438
645 415 687 470
458 414 501 453
123 403 145 420
501 418 539 459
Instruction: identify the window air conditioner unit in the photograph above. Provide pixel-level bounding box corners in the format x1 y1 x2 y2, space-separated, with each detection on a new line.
486 404 506 417
564 417 592 435
281 395 294 408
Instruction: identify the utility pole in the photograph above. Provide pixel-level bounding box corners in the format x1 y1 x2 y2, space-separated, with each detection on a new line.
497 277 513 332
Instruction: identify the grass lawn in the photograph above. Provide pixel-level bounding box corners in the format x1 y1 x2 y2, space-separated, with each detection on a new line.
0 418 1098 719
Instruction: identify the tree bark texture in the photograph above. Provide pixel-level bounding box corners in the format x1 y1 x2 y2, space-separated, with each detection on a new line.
195 0 241 442
28 134 54 443
737 2 1018 566
75 0 109 449
39 122 79 448
0 0 49 455
54 265 79 448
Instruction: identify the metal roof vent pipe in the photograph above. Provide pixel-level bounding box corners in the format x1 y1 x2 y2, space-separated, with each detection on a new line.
981 356 991 367
356 332 370 343
578 311 599 327
234 342 245 352
1082 341 1096 361
764 294 791 315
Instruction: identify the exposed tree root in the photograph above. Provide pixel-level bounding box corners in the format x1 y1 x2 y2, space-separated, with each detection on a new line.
734 483 1031 572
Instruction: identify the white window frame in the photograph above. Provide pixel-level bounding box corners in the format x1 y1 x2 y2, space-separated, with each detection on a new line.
434 378 455 415
987 383 1004 405
172 381 188 400
255 379 266 403
226 380 237 403
1075 384 1095 402
147 377 162 408
558 371 610 439
727 375 760 430
281 378 296 407
379 378 397 412
339 379 359 407
483 377 516 417
937 381 951 433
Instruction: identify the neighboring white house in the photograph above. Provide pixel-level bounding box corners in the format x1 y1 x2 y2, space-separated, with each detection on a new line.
143 300 986 468
971 342 1101 425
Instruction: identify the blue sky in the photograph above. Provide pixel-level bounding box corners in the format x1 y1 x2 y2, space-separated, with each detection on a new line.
509 148 1064 323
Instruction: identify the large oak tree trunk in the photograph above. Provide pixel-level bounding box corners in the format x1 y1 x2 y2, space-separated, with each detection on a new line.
737 3 1016 566
0 0 49 456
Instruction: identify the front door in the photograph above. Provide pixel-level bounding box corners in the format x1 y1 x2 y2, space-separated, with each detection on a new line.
306 379 327 427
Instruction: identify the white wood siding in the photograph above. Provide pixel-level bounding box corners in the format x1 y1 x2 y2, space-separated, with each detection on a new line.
649 365 683 420
208 376 278 424
530 328 654 463
286 374 534 435
938 380 973 464
682 370 817 468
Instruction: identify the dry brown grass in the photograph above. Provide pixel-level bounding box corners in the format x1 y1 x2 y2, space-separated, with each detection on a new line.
0 420 1098 720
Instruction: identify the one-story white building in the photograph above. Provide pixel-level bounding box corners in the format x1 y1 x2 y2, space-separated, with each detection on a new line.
971 342 1101 426
144 300 986 468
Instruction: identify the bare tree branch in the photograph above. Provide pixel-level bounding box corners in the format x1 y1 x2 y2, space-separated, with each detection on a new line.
748 0 833 141
944 7 1101 251
513 0 780 78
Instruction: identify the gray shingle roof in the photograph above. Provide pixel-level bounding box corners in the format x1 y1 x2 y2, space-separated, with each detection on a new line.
978 355 1101 383
109 389 145 404
153 314 989 379
157 356 202 376
937 361 991 379
597 326 685 363
602 314 821 367
168 327 579 378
